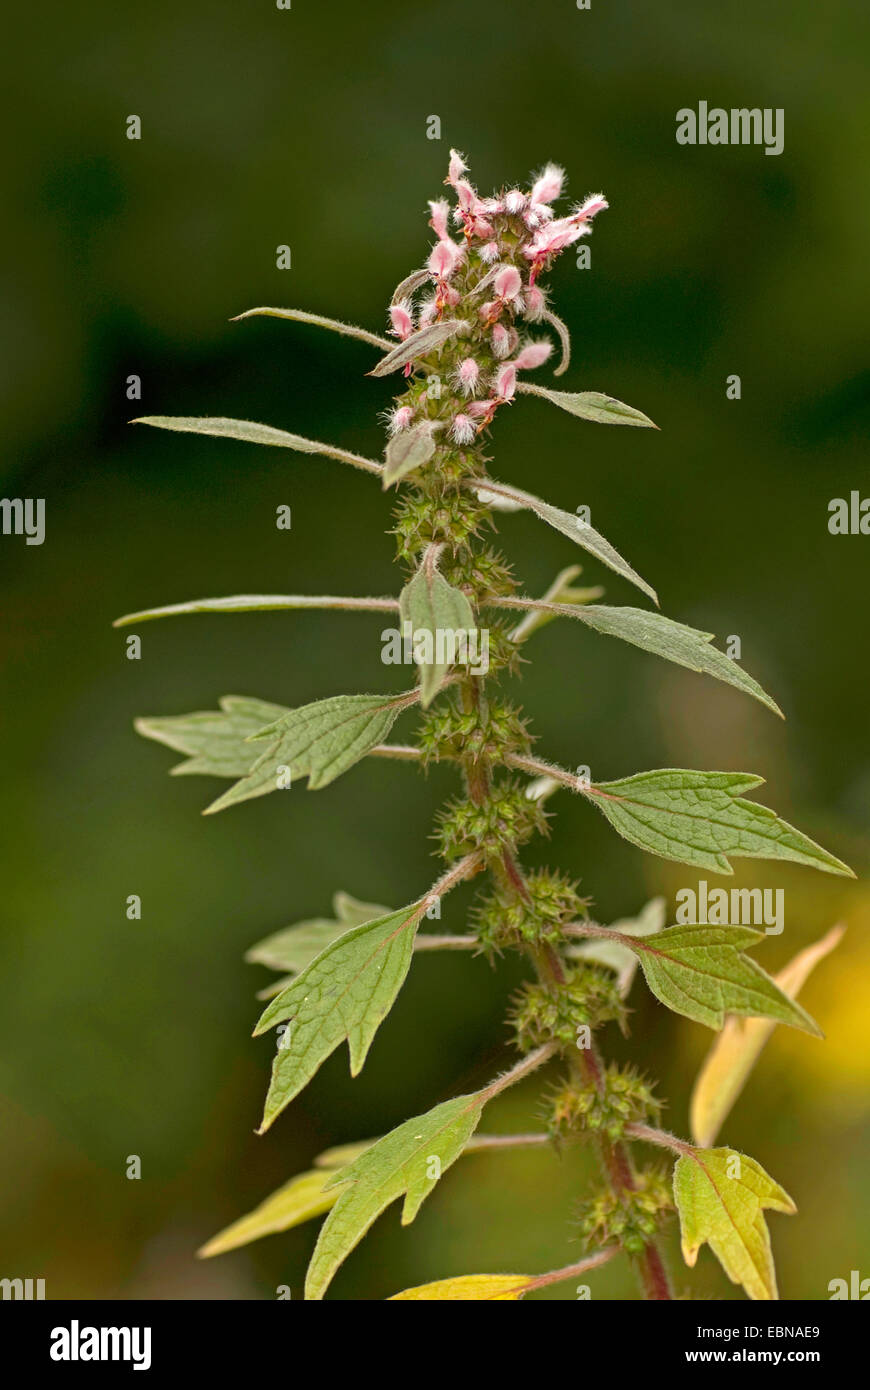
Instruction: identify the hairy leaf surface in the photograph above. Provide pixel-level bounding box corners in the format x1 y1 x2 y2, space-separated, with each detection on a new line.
586 769 853 876
246 891 390 975
674 1148 795 1300
518 381 658 427
205 691 413 812
625 924 821 1032
306 1091 485 1299
398 560 476 706
134 696 287 778
253 902 428 1132
477 478 657 605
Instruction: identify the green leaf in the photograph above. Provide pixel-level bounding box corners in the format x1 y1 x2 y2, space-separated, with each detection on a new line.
246 891 390 974
625 924 821 1032
253 902 428 1132
586 769 854 876
131 417 382 475
305 1090 485 1299
476 478 658 605
229 305 391 350
398 555 476 706
510 565 604 642
382 420 438 488
114 594 398 626
134 695 287 778
567 897 666 996
517 381 658 428
197 1169 340 1258
388 1274 530 1301
367 320 467 377
204 691 414 812
566 605 781 717
689 925 843 1146
673 1148 796 1300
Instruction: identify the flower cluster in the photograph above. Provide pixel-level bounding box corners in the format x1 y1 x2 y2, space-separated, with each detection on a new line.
385 149 608 448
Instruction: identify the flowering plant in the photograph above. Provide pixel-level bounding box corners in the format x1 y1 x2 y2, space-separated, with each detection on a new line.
118 150 851 1301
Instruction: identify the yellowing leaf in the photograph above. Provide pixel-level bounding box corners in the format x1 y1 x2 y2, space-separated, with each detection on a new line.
388 1273 530 1300
690 925 844 1146
673 1148 796 1300
197 1170 338 1258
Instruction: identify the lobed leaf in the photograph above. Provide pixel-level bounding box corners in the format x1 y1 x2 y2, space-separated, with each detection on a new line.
673 1147 796 1300
253 902 429 1132
134 695 287 778
246 891 390 975
476 478 658 605
624 924 821 1033
205 691 415 812
689 925 843 1146
306 1091 486 1299
398 556 476 706
586 768 854 876
517 381 658 428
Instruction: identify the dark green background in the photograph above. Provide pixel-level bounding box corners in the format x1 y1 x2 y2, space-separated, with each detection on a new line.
2 0 868 1300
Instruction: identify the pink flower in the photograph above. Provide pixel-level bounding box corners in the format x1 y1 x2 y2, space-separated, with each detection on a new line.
494 362 517 400
491 323 512 358
428 238 463 278
513 340 552 371
574 192 608 222
389 300 413 340
467 398 499 419
479 240 501 264
530 163 564 205
450 413 476 445
428 199 450 240
493 265 522 301
447 149 467 184
504 189 527 214
388 405 414 435
454 357 480 396
417 296 438 328
523 284 546 320
524 217 587 259
455 179 477 212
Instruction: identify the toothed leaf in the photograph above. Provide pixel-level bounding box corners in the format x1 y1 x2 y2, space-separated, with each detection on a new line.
587 769 853 876
674 1148 795 1300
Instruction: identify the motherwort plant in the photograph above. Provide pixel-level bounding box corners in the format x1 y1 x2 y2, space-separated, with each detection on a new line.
118 151 852 1301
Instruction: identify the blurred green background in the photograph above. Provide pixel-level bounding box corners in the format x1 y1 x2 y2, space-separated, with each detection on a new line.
2 0 868 1301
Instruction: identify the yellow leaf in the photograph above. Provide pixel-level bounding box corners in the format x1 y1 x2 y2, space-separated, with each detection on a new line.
690 925 844 1147
388 1274 531 1301
674 1148 796 1300
197 1170 338 1258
